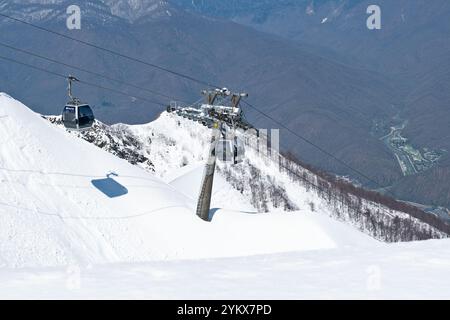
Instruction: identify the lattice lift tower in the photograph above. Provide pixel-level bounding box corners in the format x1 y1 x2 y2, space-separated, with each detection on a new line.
167 88 252 221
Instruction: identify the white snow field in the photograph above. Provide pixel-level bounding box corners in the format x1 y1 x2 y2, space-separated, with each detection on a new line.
1 238 450 299
0 92 449 299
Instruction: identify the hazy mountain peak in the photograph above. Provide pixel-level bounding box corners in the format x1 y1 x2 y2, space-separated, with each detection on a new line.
0 0 175 24
0 0 118 24
102 0 174 22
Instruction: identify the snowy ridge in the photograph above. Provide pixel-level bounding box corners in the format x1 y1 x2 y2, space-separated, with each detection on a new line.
102 0 175 22
146 114 448 242
0 0 125 27
1 93 379 268
47 111 448 242
45 116 155 172
0 0 176 24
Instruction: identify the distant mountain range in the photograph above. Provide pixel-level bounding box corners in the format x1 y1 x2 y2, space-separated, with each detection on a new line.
0 0 448 209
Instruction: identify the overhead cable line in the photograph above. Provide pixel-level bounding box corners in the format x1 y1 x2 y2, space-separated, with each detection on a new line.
241 99 387 189
0 12 221 89
0 41 188 103
0 54 166 107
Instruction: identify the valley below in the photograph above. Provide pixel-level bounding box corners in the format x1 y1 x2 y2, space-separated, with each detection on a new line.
381 121 446 177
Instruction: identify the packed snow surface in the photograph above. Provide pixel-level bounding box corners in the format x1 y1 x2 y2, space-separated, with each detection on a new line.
2 239 450 299
1 92 449 299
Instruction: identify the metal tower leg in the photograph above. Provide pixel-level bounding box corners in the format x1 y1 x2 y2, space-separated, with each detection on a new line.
196 125 220 221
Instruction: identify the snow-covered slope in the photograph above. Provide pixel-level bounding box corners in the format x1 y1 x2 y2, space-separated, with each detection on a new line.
0 93 378 268
54 112 446 242
46 111 449 242
0 92 190 267
2 238 450 299
2 93 450 299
